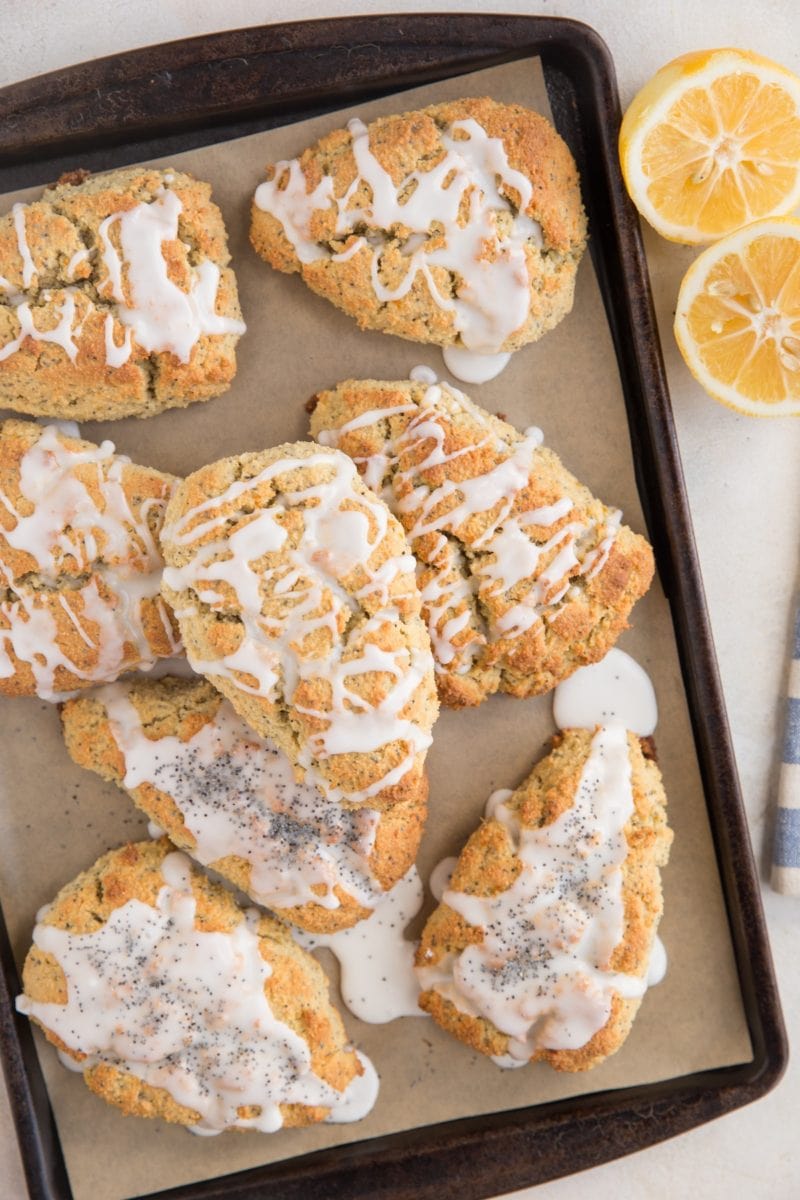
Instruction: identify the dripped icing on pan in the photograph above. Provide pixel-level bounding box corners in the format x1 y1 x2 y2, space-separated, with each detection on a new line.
99 681 384 913
317 383 621 678
553 647 658 736
0 425 179 699
441 347 511 384
299 867 426 1023
16 851 378 1133
416 725 648 1062
255 116 544 355
161 448 434 804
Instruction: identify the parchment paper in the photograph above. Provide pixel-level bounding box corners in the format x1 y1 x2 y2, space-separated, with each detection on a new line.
0 58 752 1200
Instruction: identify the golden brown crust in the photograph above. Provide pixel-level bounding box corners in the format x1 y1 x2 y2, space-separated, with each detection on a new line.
0 418 180 697
0 168 243 421
60 675 427 932
416 730 673 1071
310 380 655 706
20 839 362 1129
159 441 438 812
250 98 586 350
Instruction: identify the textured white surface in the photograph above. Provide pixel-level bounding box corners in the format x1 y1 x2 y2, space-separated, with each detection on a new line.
1 2 799 1198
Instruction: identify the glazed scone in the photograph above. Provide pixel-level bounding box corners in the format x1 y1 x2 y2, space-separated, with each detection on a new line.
160 442 438 813
0 419 181 699
0 167 245 420
416 727 672 1071
61 675 426 933
251 98 586 354
310 379 654 707
16 839 377 1132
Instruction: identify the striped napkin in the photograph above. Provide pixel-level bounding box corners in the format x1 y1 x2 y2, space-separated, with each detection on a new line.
772 599 800 895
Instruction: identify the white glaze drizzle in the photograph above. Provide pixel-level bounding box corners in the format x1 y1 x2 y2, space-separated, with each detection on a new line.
0 188 244 370
409 364 438 386
428 856 458 903
0 290 82 363
416 725 648 1062
255 115 544 353
98 681 384 912
16 851 378 1132
553 648 658 736
97 188 245 365
299 867 426 1023
647 935 667 987
65 246 90 279
12 203 36 287
0 425 178 699
317 383 621 677
161 449 433 804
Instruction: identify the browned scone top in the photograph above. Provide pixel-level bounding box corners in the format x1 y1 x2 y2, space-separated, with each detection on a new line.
159 441 438 812
310 379 654 706
251 97 586 352
415 728 673 1071
0 418 180 699
0 167 244 420
18 839 366 1130
61 675 427 933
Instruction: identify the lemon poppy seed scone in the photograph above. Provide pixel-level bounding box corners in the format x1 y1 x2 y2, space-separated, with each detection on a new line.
0 419 181 699
16 839 377 1132
61 675 426 933
160 442 438 814
251 98 586 355
0 167 245 421
310 379 654 707
416 727 673 1071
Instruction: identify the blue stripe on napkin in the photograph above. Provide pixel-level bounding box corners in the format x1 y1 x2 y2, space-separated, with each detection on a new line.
773 807 800 868
771 598 800 894
784 697 800 765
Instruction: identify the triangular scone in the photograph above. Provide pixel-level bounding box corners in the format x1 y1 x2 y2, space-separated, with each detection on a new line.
415 727 672 1071
17 839 376 1131
0 168 245 421
310 379 654 706
251 98 586 353
61 676 426 934
159 442 438 813
0 418 181 699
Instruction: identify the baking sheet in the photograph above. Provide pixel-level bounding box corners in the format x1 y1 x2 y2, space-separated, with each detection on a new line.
0 57 751 1200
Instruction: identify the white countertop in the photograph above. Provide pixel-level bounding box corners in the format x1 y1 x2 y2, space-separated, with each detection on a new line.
1 2 799 1197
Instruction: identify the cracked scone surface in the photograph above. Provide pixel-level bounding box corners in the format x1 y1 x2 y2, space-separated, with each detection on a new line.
0 418 180 698
0 167 244 421
160 441 438 813
62 675 426 933
17 839 368 1131
415 728 673 1072
251 98 586 352
310 379 654 707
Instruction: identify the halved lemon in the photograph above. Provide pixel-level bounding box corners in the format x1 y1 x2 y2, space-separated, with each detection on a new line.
620 49 800 244
674 217 800 416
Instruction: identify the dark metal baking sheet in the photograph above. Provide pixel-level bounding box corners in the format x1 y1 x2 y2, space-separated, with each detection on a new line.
0 14 787 1200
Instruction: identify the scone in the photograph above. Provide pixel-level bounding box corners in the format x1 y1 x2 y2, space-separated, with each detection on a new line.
61 675 426 933
416 727 673 1071
0 167 245 420
0 419 181 699
251 98 586 354
310 379 654 707
160 442 438 812
16 839 376 1132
